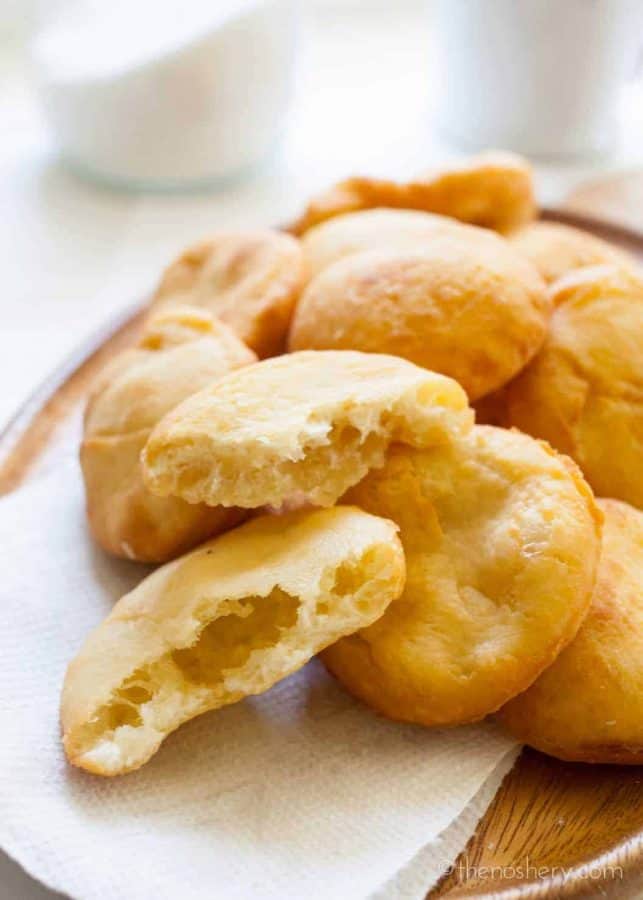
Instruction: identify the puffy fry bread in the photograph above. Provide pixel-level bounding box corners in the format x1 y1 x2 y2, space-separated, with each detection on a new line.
142 350 473 509
81 307 256 562
289 233 549 401
505 265 643 508
322 426 601 726
150 230 307 358
61 506 406 776
290 152 536 235
498 499 643 764
300 208 500 278
509 221 635 285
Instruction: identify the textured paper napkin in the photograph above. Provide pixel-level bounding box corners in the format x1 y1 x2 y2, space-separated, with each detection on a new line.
0 464 518 900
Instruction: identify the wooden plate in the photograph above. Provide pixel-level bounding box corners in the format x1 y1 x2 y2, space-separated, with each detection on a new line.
1 210 642 900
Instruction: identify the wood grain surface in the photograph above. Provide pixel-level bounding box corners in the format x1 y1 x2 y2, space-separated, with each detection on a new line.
0 208 641 900
430 750 643 899
564 172 643 234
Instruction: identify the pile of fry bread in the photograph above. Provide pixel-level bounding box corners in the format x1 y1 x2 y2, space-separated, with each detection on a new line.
62 152 642 776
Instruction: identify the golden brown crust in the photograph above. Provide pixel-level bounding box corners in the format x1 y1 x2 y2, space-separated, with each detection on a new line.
322 426 601 727
289 231 550 401
85 308 256 438
150 230 307 358
61 506 406 775
505 265 643 508
81 306 256 562
300 208 473 278
290 152 536 236
81 432 246 562
498 499 643 764
509 221 636 285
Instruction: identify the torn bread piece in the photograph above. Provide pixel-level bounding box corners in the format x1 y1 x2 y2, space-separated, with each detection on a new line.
141 350 473 509
81 306 256 562
61 506 406 776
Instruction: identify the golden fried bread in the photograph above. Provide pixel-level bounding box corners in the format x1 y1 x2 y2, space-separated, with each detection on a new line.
82 307 256 562
322 426 601 726
142 350 473 509
510 221 635 285
498 499 643 764
150 230 307 358
61 506 406 775
85 308 256 437
84 348 148 419
505 265 643 508
82 433 246 564
301 209 499 278
290 152 536 235
289 233 550 401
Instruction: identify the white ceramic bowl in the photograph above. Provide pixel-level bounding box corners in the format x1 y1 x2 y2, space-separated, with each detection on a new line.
431 0 641 157
32 0 297 189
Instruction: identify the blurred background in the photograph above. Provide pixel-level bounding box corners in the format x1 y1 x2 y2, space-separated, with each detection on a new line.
0 0 642 428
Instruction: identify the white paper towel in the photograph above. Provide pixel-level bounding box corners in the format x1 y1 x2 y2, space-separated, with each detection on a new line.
0 464 518 900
